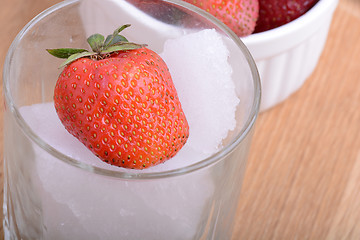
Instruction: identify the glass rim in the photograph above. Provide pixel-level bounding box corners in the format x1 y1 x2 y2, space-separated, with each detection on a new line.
3 0 261 180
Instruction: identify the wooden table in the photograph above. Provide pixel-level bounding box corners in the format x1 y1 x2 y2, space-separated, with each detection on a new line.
1 0 359 239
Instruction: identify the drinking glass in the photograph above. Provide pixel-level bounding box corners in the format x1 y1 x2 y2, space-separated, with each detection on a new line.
3 0 261 239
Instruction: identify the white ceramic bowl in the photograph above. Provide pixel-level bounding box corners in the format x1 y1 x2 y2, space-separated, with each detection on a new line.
242 0 339 111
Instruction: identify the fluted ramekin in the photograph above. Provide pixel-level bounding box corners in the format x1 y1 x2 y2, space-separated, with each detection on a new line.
242 0 339 111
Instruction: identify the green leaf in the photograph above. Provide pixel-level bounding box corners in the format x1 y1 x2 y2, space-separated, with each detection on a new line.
59 51 97 68
104 34 128 47
113 24 131 36
104 34 113 46
101 43 146 54
103 24 131 48
87 34 105 52
46 48 88 59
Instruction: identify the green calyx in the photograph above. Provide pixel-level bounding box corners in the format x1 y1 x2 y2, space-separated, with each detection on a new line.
47 24 147 68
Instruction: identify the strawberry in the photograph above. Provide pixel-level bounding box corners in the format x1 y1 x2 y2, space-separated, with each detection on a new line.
254 0 319 33
47 24 189 169
183 0 259 37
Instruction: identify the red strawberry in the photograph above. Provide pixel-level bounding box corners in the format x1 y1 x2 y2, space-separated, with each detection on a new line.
255 0 319 33
47 25 189 169
183 0 259 37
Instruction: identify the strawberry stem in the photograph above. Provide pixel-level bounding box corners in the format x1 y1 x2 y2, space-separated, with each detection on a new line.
47 24 147 67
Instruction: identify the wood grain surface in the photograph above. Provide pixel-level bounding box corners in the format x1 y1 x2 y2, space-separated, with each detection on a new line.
1 0 359 239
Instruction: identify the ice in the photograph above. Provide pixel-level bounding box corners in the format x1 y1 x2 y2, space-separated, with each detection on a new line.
21 103 104 167
18 29 239 239
160 29 240 154
28 144 214 239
